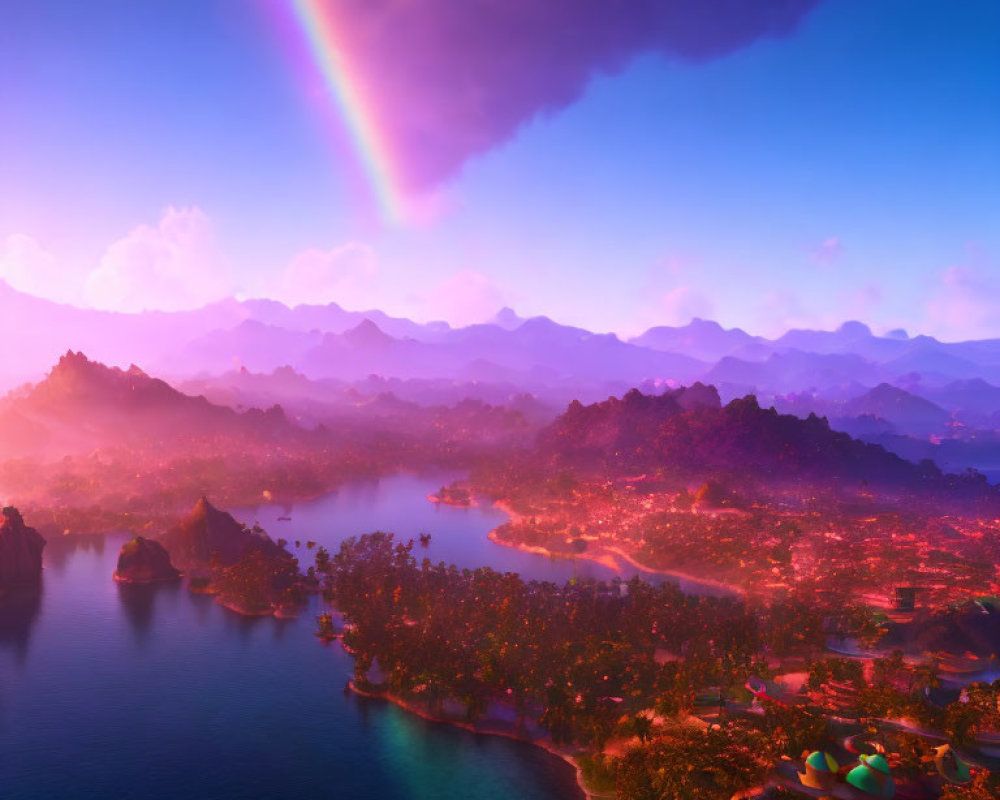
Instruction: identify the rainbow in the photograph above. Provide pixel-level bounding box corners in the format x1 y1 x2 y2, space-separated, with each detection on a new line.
290 0 405 224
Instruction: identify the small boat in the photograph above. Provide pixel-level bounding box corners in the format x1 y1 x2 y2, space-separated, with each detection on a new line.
277 516 292 522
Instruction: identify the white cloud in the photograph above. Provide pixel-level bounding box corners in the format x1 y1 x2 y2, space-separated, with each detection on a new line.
84 206 232 312
753 284 887 338
273 242 378 308
659 285 714 325
924 263 1000 341
421 270 507 327
617 284 716 338
754 290 815 337
0 234 81 304
845 283 883 321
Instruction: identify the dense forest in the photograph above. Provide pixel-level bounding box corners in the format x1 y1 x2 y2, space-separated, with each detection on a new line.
320 532 999 799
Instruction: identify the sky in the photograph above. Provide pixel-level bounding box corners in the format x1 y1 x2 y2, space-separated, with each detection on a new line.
0 0 997 340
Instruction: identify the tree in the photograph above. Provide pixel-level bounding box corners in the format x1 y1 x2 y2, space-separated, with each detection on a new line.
941 770 1000 800
616 725 773 800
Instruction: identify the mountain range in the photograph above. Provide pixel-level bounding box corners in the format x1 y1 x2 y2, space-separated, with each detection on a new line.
6 280 1000 479
3 345 999 520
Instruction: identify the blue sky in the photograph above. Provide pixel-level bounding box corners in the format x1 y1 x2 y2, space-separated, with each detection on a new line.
0 0 997 339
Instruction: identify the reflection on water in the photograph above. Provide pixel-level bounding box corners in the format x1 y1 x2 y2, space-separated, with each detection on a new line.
0 584 42 660
42 534 106 576
0 476 582 800
116 580 183 646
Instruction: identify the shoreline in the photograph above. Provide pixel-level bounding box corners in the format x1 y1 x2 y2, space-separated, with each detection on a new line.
486 522 742 597
601 545 744 596
487 529 621 570
112 573 182 585
348 681 611 800
214 596 276 617
213 594 303 619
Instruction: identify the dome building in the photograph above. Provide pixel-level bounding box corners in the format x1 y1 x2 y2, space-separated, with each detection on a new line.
845 753 894 798
798 750 839 791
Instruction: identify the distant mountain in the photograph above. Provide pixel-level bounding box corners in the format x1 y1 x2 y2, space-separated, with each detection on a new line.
490 307 527 331
630 318 762 362
341 318 396 348
769 382 1000 481
240 298 449 341
8 277 1000 413
0 351 293 457
882 344 989 384
0 281 448 388
29 351 208 413
0 280 248 387
703 350 884 396
916 379 1000 426
299 316 707 387
179 365 560 428
775 321 911 362
841 383 950 436
537 386 997 509
157 320 324 377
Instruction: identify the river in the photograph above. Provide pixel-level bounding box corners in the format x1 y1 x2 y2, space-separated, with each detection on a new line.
0 473 721 799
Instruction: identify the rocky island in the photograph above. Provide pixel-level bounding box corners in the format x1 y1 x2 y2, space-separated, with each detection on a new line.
159 496 303 616
159 496 286 569
0 506 45 588
113 536 181 584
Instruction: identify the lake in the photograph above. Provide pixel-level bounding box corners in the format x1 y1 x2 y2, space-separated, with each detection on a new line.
0 473 720 799
242 473 730 593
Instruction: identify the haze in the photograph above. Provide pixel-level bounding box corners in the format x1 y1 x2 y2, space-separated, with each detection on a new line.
3 4 1000 800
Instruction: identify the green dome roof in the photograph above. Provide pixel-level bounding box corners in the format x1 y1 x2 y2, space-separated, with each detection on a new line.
846 757 895 798
805 751 838 772
863 754 890 775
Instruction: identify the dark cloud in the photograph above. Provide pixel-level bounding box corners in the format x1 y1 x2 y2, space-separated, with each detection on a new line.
330 0 825 189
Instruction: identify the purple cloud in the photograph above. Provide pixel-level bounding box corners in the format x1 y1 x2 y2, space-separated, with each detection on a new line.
328 0 825 189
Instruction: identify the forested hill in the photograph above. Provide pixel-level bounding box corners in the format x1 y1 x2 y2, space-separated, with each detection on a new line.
0 351 293 456
537 386 997 507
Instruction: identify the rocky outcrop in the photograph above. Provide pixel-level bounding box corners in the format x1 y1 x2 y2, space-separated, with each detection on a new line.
158 496 284 570
113 536 181 584
0 507 45 587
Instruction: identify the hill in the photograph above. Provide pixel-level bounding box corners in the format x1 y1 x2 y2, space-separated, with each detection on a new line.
537 386 996 510
841 383 950 436
158 496 287 569
0 351 294 458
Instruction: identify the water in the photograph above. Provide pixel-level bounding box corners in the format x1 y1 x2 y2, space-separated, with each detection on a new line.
0 475 586 800
0 473 723 799
241 473 730 595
